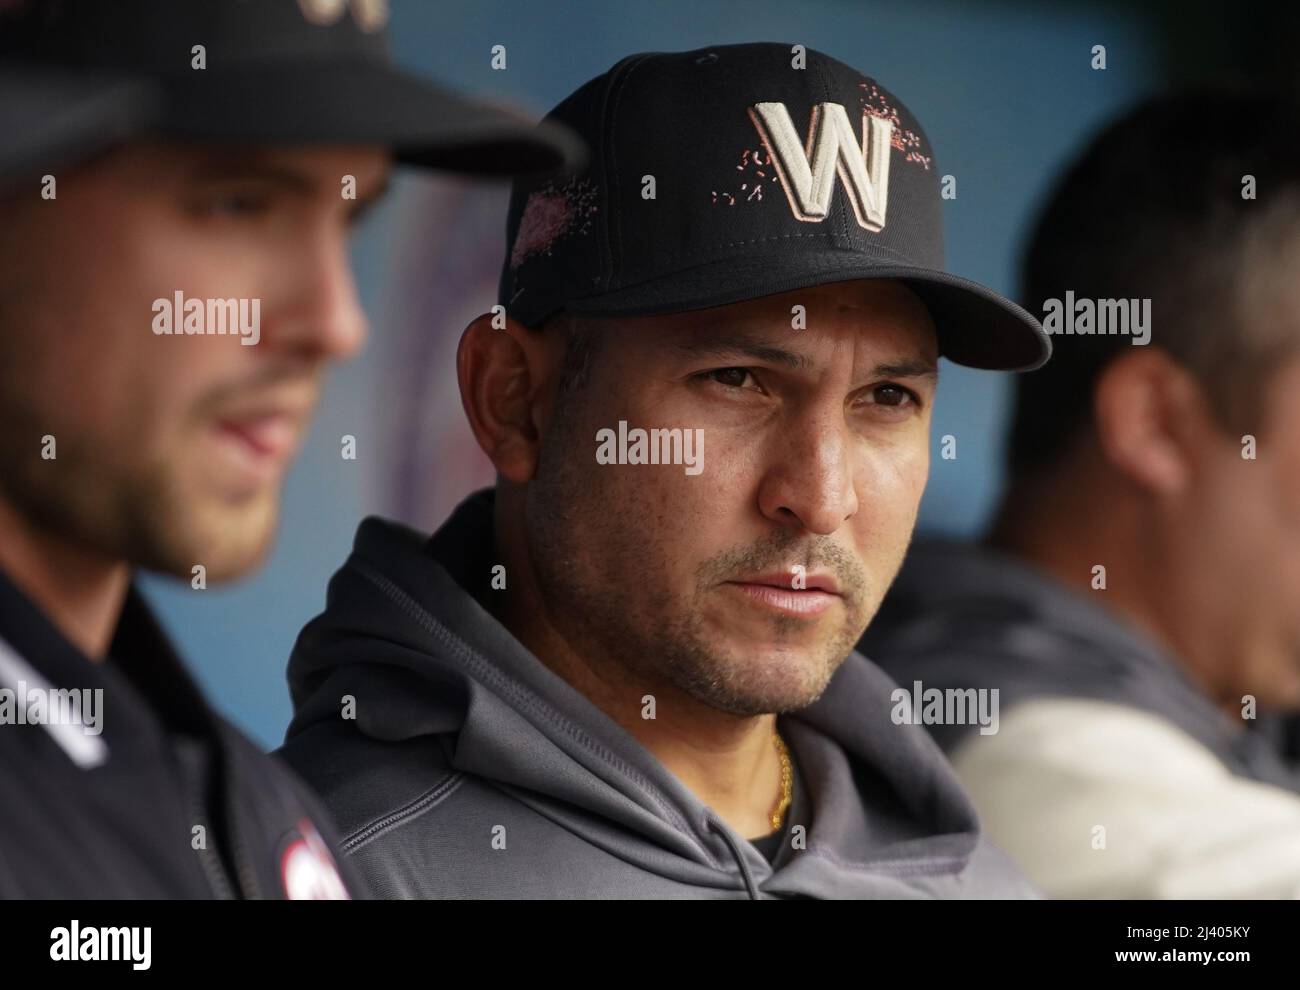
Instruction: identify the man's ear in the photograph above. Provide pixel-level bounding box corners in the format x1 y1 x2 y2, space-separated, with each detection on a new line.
1093 347 1211 496
457 313 554 484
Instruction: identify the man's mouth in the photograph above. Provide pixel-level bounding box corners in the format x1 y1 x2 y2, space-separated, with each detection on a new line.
211 407 306 484
724 570 842 618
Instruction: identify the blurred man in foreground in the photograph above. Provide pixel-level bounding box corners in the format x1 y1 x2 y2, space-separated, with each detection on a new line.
0 0 577 898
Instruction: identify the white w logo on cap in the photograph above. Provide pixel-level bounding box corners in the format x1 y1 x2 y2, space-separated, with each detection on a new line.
748 102 893 231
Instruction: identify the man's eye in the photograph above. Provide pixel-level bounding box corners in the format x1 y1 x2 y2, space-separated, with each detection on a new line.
869 383 917 408
703 367 757 390
198 190 272 218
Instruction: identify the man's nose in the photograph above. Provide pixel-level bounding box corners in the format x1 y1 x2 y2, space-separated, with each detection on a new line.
757 405 859 535
262 228 369 363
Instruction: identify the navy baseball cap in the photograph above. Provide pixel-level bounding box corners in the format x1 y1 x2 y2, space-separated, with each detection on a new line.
500 43 1049 371
0 65 158 178
0 0 583 176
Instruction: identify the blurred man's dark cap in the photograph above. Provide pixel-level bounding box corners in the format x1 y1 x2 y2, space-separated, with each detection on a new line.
501 42 1049 371
0 65 157 177
0 0 584 175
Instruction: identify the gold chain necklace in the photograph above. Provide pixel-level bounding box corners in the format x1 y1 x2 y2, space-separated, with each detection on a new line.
768 728 794 831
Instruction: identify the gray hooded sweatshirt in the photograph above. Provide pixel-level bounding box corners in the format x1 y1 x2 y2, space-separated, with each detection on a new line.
279 491 1036 899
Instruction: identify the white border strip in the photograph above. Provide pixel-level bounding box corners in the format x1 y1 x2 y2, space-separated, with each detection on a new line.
0 633 108 769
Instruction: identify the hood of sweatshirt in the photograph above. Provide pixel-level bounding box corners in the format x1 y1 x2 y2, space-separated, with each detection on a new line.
282 490 1034 898
861 538 1300 793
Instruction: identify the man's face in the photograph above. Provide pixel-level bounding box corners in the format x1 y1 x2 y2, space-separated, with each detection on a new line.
1196 354 1300 709
0 142 389 579
526 280 938 716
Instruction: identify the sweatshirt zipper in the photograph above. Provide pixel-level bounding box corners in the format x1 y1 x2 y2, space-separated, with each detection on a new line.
215 728 264 899
180 742 236 900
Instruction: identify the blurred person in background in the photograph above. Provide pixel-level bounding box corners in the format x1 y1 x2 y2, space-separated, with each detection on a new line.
862 90 1300 898
0 0 576 898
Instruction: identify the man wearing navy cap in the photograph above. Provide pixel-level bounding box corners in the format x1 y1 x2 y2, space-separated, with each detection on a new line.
281 43 1048 898
0 0 579 898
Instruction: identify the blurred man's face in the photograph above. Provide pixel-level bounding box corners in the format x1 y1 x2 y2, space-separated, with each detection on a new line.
1197 354 1300 708
0 142 389 579
526 280 938 716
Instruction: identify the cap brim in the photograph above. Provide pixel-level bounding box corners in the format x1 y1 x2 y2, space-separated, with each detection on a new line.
152 61 585 176
561 249 1051 371
0 65 158 179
